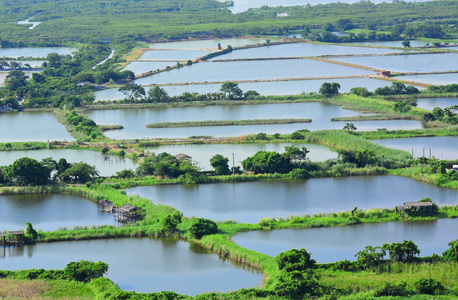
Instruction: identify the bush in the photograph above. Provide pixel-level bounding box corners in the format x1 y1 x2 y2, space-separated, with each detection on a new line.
375 281 409 297
64 260 108 283
290 131 305 140
414 278 444 295
189 218 218 239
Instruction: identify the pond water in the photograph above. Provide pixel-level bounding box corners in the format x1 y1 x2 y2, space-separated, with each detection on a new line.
0 47 77 58
134 59 373 85
233 219 458 262
146 143 337 170
0 238 262 295
225 0 437 13
148 38 265 50
330 53 457 73
124 61 177 75
140 50 213 61
85 102 422 139
350 40 431 48
93 77 399 101
4 60 44 68
0 112 74 142
0 149 138 177
0 194 113 231
126 175 458 223
209 43 403 60
372 136 458 160
415 97 458 111
396 73 458 86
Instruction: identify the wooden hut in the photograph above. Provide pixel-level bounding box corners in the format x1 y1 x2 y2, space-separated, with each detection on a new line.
0 233 5 246
175 153 192 161
114 204 143 223
397 201 433 216
98 199 114 213
379 70 391 77
8 231 24 244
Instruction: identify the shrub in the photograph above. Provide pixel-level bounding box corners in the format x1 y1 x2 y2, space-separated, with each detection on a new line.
64 260 108 283
414 278 444 295
189 218 218 239
374 281 409 297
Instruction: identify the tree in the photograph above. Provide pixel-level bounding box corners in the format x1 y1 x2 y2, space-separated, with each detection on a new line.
350 87 370 97
5 157 50 185
283 146 309 162
355 246 386 269
161 212 182 233
276 248 316 272
26 222 38 240
64 260 108 282
189 218 218 239
116 169 135 179
5 70 29 91
118 84 146 101
59 162 98 183
244 90 260 99
343 123 357 131
242 151 292 174
210 154 231 175
355 149 376 168
402 38 411 48
319 82 340 97
147 86 169 103
220 81 243 99
442 239 458 261
382 240 420 262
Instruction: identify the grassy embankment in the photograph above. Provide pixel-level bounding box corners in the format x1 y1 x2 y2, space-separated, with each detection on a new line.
145 119 311 128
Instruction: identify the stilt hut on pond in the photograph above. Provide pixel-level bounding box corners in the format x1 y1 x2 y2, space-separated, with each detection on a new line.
397 201 433 216
0 233 5 246
114 204 143 223
98 199 114 213
7 231 24 245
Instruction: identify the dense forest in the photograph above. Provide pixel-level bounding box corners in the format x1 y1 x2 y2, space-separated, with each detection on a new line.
0 0 456 42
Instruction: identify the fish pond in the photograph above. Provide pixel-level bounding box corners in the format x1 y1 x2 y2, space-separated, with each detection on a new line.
146 142 337 171
0 149 138 177
0 194 113 232
372 136 458 160
85 102 422 139
134 59 373 85
415 97 458 111
126 175 458 223
209 43 403 60
148 38 265 50
0 238 262 295
233 218 458 263
0 47 77 58
330 53 457 73
0 112 74 142
397 73 458 86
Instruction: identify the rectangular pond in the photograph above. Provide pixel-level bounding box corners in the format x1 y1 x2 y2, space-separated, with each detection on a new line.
85 102 422 139
0 194 113 232
396 73 458 86
372 136 458 160
139 50 213 61
0 112 74 142
0 149 138 177
146 142 338 171
232 219 458 263
94 77 396 101
209 43 403 60
148 38 265 50
330 53 458 73
126 175 458 223
0 238 262 295
134 59 373 85
124 61 177 75
415 97 458 111
0 47 77 58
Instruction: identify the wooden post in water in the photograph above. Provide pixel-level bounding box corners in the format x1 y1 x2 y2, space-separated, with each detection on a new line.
429 148 431 159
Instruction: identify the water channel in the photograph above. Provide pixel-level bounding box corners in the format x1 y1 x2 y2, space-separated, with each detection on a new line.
126 175 458 223
372 136 458 160
0 149 138 177
0 238 262 295
0 112 74 142
145 142 337 170
233 218 458 262
0 194 113 231
85 102 422 139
